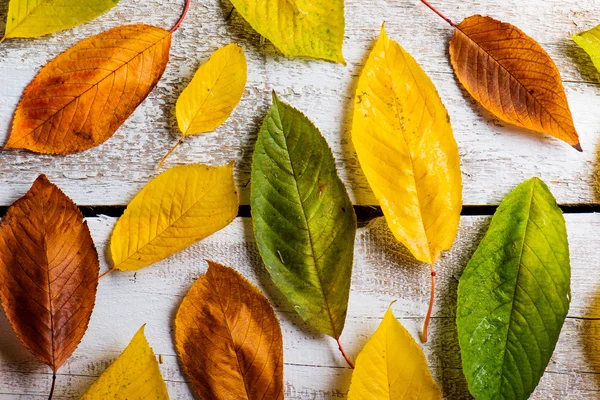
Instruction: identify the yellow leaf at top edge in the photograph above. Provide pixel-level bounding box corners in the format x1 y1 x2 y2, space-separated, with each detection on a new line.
4 0 119 39
228 0 345 64
110 163 239 271
348 309 442 400
80 325 169 400
176 44 247 136
351 25 462 264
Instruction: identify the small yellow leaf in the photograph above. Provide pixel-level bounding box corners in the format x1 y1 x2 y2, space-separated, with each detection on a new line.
348 309 442 400
80 325 169 399
176 44 247 136
352 25 462 264
110 163 239 271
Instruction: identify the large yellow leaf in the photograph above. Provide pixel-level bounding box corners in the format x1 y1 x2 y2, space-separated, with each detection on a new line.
347 308 442 400
109 163 239 271
80 325 169 399
352 25 462 265
229 0 345 63
176 44 247 136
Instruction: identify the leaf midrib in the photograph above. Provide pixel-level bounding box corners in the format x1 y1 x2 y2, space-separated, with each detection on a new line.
496 179 536 396
383 35 433 264
272 102 340 339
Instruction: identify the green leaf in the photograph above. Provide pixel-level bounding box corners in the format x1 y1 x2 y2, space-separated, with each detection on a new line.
3 0 119 39
457 177 571 400
250 92 356 338
228 0 345 64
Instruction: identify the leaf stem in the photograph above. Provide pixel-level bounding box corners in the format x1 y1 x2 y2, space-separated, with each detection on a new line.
419 0 456 27
48 372 56 400
336 338 355 369
0 37 5 44
421 263 436 343
99 267 116 279
158 137 185 169
170 0 191 33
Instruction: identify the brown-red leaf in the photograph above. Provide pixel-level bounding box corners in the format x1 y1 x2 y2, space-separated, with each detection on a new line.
175 261 284 399
0 175 99 372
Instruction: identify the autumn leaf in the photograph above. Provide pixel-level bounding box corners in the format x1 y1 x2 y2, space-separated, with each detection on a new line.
457 178 570 400
440 11 581 150
80 325 169 399
2 0 119 40
228 0 345 63
352 25 462 341
0 175 99 396
251 92 356 340
573 24 600 74
175 261 284 399
160 43 247 167
3 24 170 154
348 308 442 400
108 163 239 272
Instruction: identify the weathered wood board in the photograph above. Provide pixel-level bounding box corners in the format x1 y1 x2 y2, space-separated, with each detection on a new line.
1 0 600 206
1 215 599 399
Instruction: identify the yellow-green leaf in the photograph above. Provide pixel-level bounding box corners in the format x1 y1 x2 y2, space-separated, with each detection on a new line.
80 325 169 400
348 308 442 400
109 163 239 271
176 44 247 136
573 24 600 73
3 0 119 40
229 0 345 63
352 25 462 265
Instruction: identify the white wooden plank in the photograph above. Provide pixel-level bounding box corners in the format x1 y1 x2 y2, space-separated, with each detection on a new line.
1 214 599 398
1 0 599 206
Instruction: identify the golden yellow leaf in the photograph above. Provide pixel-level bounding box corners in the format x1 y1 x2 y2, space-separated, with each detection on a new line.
80 325 169 399
109 163 239 271
348 308 442 400
177 44 247 136
352 25 462 265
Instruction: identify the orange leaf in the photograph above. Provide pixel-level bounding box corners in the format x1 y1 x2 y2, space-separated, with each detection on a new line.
0 175 99 373
175 261 284 399
4 24 171 154
449 15 581 151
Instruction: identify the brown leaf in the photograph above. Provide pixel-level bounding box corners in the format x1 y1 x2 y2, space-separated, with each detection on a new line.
175 261 284 400
0 175 99 372
449 15 581 151
4 24 171 154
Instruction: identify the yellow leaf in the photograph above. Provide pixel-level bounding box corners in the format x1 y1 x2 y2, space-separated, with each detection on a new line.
352 25 462 265
348 309 442 400
3 0 119 39
176 44 247 136
80 325 169 399
229 0 345 63
109 163 239 271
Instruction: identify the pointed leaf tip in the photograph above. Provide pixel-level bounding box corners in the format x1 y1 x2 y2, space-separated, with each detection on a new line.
573 143 583 152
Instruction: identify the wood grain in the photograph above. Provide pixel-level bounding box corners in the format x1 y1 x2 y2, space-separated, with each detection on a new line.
0 0 599 206
1 215 599 398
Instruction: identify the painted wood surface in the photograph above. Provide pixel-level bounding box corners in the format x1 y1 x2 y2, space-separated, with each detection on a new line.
1 0 600 206
1 215 599 399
